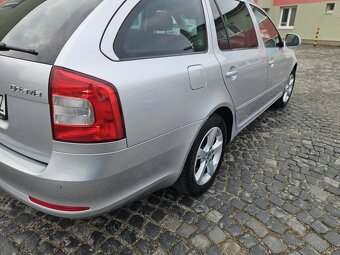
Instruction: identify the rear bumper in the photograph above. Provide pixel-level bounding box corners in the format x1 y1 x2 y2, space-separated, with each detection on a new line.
0 120 203 218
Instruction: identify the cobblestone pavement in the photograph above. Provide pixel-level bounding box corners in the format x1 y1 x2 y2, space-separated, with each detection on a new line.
0 46 339 255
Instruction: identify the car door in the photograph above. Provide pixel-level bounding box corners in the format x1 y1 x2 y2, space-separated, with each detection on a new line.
251 6 292 105
209 0 268 130
100 0 228 146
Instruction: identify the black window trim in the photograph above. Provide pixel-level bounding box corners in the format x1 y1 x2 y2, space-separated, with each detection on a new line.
211 0 260 52
113 0 209 62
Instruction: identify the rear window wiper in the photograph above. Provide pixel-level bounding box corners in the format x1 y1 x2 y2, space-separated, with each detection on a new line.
0 42 38 55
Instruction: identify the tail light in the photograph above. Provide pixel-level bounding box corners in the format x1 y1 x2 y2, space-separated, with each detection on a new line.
50 67 125 143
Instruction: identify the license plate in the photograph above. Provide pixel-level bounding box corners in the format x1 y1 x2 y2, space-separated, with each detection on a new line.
0 93 7 120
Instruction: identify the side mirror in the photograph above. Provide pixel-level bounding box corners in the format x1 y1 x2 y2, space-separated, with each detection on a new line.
285 34 301 47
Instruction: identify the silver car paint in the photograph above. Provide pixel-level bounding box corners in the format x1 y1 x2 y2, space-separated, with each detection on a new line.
66 0 235 147
0 0 297 217
0 57 53 163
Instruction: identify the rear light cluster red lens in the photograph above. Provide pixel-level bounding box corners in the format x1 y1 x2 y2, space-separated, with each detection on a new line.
50 67 125 143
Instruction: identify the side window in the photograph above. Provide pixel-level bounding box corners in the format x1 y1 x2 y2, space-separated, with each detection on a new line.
214 0 258 49
209 0 230 50
114 0 208 60
252 6 281 48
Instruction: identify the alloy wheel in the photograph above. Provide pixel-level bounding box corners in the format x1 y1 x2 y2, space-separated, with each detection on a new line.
283 73 295 103
194 127 223 185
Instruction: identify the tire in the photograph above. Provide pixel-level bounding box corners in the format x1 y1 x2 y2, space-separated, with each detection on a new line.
174 114 227 196
272 71 296 108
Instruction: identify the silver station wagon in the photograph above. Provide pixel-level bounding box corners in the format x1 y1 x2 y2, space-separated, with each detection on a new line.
0 0 300 217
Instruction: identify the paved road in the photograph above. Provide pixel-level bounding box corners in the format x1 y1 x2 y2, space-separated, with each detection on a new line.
0 46 339 255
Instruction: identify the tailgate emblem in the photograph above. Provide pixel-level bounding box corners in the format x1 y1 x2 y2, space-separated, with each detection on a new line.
10 85 42 97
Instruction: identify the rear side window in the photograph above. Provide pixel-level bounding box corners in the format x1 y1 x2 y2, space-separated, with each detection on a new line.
0 0 102 64
213 0 258 50
209 0 230 50
114 0 208 60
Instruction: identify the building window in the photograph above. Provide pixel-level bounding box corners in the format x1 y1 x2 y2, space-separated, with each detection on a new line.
279 6 297 29
325 3 335 13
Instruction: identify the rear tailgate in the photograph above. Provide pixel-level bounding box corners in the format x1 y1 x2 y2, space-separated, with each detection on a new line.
0 57 52 163
0 0 103 162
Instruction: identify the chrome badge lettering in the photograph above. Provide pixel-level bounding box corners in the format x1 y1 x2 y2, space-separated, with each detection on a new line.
10 85 42 97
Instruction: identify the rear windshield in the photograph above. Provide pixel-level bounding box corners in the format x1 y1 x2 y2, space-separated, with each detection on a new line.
0 0 102 64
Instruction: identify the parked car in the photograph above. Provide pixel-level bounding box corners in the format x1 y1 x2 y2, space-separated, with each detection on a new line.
0 0 300 218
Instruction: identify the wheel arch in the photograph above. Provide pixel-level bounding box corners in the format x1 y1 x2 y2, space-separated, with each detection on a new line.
213 106 234 145
174 105 235 184
173 107 234 194
292 63 298 73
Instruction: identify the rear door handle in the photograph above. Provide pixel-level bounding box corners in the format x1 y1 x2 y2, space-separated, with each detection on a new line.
268 59 275 66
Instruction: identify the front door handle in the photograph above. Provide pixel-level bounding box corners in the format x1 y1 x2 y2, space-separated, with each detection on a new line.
226 70 238 77
268 59 275 67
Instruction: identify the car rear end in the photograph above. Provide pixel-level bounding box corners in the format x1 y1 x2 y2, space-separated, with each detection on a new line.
0 0 197 218
0 0 126 217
